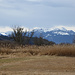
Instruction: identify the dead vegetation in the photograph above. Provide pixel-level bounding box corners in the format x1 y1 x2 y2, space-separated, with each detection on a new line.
0 44 75 75
0 44 75 57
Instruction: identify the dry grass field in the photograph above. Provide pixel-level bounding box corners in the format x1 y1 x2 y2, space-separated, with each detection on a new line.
0 45 75 75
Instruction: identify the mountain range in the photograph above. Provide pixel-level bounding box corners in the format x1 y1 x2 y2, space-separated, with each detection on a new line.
0 27 75 44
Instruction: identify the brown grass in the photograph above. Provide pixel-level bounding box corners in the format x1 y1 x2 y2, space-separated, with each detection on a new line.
0 45 75 57
0 56 75 75
0 45 75 75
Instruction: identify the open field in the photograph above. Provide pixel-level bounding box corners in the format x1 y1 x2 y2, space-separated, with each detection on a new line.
0 55 75 75
0 45 75 75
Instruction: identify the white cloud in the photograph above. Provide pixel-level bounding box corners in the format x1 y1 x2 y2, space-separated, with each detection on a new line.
0 27 13 32
0 26 31 33
0 0 75 28
0 0 75 9
0 26 75 33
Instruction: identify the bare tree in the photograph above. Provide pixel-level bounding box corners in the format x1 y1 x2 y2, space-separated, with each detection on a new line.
11 27 26 45
11 26 34 45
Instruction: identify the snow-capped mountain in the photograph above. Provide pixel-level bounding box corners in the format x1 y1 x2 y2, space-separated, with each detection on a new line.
0 27 75 44
33 27 75 36
33 27 75 44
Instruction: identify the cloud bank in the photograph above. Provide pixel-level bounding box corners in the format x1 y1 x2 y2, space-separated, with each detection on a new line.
0 0 75 9
0 27 13 32
0 0 75 28
0 26 75 33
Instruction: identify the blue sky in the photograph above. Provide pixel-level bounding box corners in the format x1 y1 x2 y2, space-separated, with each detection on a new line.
0 0 75 31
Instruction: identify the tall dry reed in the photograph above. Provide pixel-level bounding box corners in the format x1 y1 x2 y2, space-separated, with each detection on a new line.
0 44 75 57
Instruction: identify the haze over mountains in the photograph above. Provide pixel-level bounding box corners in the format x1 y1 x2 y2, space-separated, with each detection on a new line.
0 27 75 44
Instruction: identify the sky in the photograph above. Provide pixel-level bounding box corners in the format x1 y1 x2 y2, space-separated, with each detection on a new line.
0 0 75 32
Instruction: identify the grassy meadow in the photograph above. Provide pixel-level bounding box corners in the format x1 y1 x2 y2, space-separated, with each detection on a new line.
0 44 75 75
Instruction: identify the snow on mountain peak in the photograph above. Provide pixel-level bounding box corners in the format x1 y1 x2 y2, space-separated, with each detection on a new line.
50 27 67 31
33 27 44 33
0 26 75 36
32 27 75 36
56 27 67 31
42 27 68 32
1 32 7 36
54 32 69 35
